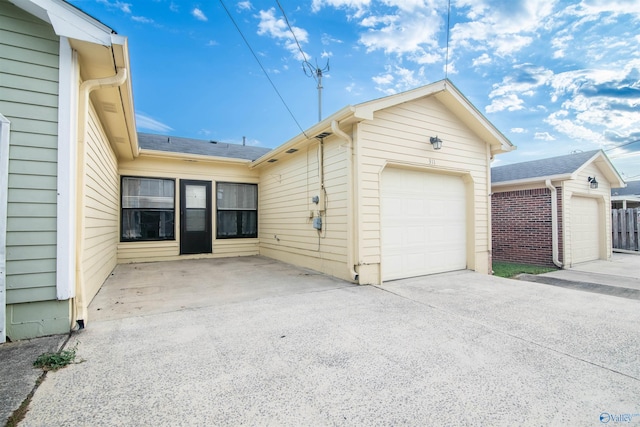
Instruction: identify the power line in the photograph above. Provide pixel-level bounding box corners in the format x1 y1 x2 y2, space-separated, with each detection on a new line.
276 0 329 121
605 138 640 152
275 0 315 81
444 0 451 80
218 0 308 137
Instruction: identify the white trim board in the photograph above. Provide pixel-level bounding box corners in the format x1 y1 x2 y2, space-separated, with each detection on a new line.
0 113 11 343
56 37 77 301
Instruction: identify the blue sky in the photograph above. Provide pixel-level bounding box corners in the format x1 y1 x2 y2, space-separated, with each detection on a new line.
68 0 640 180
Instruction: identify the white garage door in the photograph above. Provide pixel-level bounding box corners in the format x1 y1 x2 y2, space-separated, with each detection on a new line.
571 196 600 264
381 168 466 281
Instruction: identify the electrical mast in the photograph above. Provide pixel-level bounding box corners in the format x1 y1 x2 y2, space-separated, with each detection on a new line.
303 60 330 122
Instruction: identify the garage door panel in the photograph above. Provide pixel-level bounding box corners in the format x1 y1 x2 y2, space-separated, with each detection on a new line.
571 196 600 264
382 168 466 281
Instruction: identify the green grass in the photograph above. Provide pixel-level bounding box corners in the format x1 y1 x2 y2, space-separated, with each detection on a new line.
492 262 557 278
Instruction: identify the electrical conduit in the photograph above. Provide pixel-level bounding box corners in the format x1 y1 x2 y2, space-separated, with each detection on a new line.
73 68 128 329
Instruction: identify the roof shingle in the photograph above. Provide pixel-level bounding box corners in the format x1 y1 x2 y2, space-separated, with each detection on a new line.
138 132 272 161
491 150 601 183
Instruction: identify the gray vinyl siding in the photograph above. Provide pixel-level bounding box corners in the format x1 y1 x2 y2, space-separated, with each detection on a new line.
1 0 60 304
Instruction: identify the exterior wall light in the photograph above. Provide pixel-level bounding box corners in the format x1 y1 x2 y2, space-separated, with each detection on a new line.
430 136 443 150
588 176 598 189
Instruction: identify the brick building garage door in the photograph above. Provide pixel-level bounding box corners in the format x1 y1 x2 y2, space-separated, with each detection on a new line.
381 168 466 281
570 196 600 264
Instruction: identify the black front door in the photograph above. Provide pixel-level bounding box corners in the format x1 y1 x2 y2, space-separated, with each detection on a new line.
180 180 212 255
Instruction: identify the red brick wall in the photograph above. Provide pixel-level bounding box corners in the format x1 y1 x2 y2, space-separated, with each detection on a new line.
491 187 563 267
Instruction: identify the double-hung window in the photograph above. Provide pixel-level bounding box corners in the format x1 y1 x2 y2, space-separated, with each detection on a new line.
121 177 175 241
216 183 257 238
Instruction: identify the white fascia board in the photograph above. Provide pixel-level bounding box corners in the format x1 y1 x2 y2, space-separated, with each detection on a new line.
10 0 113 45
491 173 573 189
0 113 11 343
56 38 77 300
138 149 252 165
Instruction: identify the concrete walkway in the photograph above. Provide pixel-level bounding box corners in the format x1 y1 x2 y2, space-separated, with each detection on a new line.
13 257 640 426
519 252 640 299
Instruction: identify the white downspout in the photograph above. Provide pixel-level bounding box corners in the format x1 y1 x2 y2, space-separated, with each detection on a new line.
545 179 563 268
73 68 128 329
331 120 359 282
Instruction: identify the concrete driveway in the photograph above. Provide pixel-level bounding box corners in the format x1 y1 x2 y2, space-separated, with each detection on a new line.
21 256 640 426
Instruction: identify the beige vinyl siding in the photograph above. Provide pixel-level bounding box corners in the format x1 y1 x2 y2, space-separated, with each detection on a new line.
1 0 59 305
562 162 612 265
259 137 350 280
82 104 119 303
357 96 490 279
117 155 261 263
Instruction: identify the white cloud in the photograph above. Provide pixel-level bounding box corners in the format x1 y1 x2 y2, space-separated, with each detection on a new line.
486 93 525 113
311 0 372 18
372 65 427 94
358 9 441 58
237 1 252 11
511 127 527 134
136 113 173 133
534 132 555 141
257 8 309 61
372 73 394 86
132 16 153 24
97 0 131 14
545 110 603 142
192 7 208 21
472 53 491 67
452 0 557 57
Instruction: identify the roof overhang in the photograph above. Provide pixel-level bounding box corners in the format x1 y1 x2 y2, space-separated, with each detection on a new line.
139 149 252 165
9 0 114 45
491 174 574 189
70 36 139 160
352 79 514 156
251 106 356 168
492 151 627 189
11 0 139 161
252 79 514 168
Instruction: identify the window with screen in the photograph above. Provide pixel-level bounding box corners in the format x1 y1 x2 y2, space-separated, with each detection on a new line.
121 177 175 241
216 183 257 238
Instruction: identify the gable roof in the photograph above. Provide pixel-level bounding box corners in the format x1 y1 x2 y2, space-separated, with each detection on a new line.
252 79 514 167
138 133 272 161
492 149 626 188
